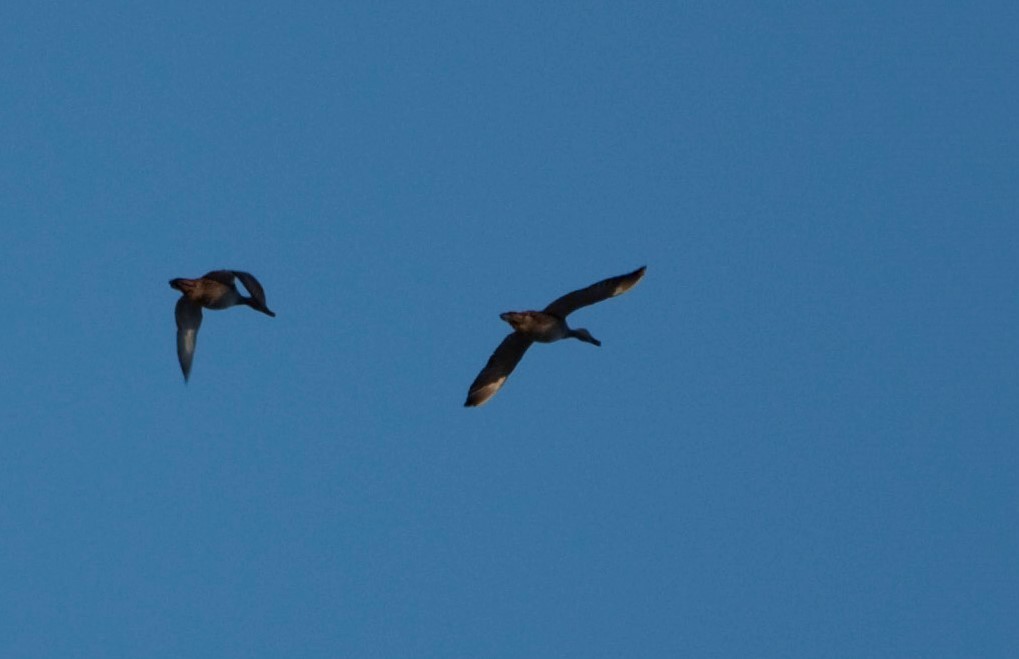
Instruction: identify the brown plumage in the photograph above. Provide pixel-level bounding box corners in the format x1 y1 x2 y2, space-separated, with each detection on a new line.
464 265 646 407
169 270 276 382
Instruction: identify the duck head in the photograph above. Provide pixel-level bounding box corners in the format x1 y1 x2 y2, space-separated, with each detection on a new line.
569 328 601 346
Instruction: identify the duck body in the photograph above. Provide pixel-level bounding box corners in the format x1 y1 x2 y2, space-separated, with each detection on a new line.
499 311 569 342
498 311 601 345
169 270 275 315
169 270 275 382
170 277 242 309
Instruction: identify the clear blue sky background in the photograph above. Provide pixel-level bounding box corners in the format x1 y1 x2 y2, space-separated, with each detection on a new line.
1 2 1016 657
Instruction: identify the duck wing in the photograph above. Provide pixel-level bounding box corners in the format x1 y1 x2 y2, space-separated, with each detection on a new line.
201 270 237 286
543 266 646 318
232 271 275 317
464 333 533 407
175 297 203 382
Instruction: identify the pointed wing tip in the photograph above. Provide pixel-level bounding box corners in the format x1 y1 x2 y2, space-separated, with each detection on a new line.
619 265 647 292
464 392 487 407
465 382 505 407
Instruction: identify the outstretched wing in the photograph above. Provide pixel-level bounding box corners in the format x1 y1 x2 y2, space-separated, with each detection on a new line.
464 333 533 407
232 271 275 316
175 297 203 382
543 266 646 318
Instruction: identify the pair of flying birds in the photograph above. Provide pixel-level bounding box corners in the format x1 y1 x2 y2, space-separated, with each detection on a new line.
170 265 647 406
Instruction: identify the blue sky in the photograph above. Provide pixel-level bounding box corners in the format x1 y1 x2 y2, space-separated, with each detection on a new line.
1 2 1016 656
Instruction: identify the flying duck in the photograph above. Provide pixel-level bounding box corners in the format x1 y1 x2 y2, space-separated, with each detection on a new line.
465 266 646 407
169 270 276 382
